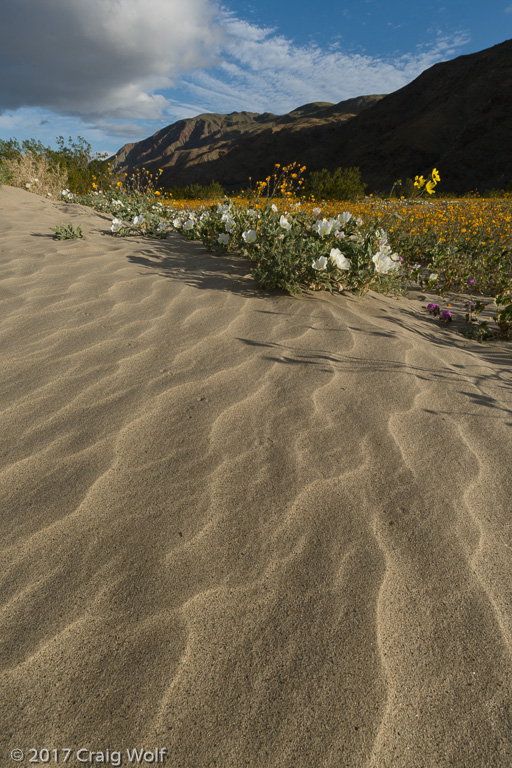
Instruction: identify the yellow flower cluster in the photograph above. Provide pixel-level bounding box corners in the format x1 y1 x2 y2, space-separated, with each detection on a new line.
255 161 306 199
414 168 441 195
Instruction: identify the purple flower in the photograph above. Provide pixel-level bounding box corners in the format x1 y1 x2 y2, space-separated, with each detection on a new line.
467 277 474 285
440 310 452 321
427 303 440 316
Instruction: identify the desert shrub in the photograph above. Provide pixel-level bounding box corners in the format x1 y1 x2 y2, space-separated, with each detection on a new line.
0 136 109 196
0 140 68 197
303 167 366 201
166 180 225 199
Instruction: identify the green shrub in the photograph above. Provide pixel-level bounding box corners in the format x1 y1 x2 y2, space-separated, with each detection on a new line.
0 136 109 196
303 167 366 201
165 180 225 200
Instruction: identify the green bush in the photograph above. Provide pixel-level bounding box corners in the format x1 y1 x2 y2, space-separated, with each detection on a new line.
0 136 109 195
303 167 366 201
165 180 225 199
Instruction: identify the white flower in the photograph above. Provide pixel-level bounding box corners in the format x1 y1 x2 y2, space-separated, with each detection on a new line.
157 221 167 231
376 244 399 260
312 255 328 271
221 212 232 223
372 250 400 274
338 211 352 225
172 217 182 228
218 233 230 245
246 208 259 217
111 218 125 233
183 219 194 231
335 230 346 239
132 215 144 226
279 215 291 230
312 207 322 216
271 204 278 212
429 273 438 281
313 218 332 236
329 248 351 271
25 183 32 189
375 228 387 243
242 229 257 243
217 202 232 214
356 217 363 226
224 219 235 232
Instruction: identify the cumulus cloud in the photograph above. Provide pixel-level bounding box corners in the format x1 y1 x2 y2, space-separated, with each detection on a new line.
0 1 471 149
0 0 224 118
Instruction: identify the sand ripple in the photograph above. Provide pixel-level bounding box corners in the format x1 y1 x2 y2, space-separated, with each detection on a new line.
1 186 512 766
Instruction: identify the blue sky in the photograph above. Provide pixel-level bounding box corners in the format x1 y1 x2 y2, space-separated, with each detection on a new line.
0 0 510 157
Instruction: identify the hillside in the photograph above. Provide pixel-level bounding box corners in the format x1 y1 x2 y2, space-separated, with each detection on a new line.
109 39 512 194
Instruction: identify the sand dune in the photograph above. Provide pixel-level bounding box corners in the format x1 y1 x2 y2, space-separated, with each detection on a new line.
1 185 512 767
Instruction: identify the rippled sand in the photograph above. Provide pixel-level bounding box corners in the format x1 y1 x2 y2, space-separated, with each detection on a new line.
1 185 512 767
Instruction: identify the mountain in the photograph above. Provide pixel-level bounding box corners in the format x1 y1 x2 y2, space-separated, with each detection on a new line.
109 39 512 194
109 96 384 191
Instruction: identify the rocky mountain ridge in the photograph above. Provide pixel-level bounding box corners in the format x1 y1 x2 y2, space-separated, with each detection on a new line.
109 39 512 194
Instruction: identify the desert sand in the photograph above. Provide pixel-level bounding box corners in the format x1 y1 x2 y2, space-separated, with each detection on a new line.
1 185 512 767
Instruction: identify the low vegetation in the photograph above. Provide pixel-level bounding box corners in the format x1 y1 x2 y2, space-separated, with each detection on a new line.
2 137 511 340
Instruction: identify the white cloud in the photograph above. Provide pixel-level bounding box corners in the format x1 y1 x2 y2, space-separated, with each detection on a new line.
0 0 224 118
94 121 151 138
0 1 471 148
175 16 471 116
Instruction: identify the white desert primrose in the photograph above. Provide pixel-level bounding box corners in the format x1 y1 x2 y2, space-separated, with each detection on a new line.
372 249 400 274
41 157 511 337
242 229 257 243
313 218 333 236
329 248 351 271
312 255 328 271
111 218 125 233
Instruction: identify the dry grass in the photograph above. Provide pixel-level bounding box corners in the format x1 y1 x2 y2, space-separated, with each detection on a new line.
0 153 68 198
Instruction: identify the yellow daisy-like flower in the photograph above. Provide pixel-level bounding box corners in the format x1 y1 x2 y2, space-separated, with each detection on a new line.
426 180 436 194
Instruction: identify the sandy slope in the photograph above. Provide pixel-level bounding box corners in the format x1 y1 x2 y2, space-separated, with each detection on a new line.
1 185 511 767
